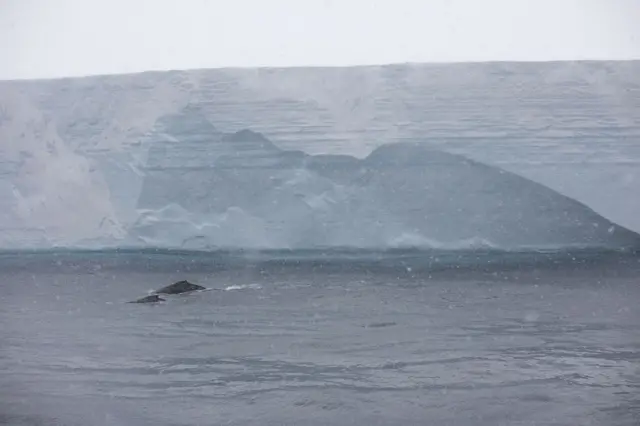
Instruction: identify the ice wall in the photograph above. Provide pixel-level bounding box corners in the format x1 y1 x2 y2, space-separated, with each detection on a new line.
0 61 638 249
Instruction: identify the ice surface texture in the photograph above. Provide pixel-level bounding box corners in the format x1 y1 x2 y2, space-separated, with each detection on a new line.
1 61 638 249
130 115 640 250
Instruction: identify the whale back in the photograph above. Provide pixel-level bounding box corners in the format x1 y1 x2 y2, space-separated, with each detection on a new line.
154 280 205 295
129 294 165 304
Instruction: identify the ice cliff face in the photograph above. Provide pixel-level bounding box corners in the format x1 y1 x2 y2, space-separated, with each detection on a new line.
0 93 125 247
0 61 639 249
128 111 640 250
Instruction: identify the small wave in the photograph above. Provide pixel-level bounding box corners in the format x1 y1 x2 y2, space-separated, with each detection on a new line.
224 284 262 291
388 233 498 250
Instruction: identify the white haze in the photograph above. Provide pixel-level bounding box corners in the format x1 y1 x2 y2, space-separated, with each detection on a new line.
1 0 639 79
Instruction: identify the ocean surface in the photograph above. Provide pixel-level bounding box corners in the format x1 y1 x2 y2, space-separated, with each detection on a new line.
1 248 639 426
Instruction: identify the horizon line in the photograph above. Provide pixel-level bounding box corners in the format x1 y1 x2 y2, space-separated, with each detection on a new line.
2 58 639 83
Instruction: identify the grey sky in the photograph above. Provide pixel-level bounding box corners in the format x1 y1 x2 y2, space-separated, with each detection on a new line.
1 0 639 80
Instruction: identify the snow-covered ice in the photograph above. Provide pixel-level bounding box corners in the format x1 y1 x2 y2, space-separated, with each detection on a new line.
0 61 638 249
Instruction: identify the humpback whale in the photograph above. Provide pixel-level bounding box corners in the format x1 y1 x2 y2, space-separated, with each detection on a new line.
127 280 206 304
129 294 165 304
154 280 206 295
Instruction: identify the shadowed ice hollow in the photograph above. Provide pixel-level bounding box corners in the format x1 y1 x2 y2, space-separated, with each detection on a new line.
128 109 640 250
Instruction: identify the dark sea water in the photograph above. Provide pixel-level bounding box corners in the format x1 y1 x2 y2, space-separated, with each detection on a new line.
1 249 639 426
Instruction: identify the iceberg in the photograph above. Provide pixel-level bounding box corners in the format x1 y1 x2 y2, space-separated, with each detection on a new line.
2 61 639 249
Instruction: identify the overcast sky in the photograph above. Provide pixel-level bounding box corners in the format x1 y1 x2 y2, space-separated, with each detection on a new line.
1 0 639 80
